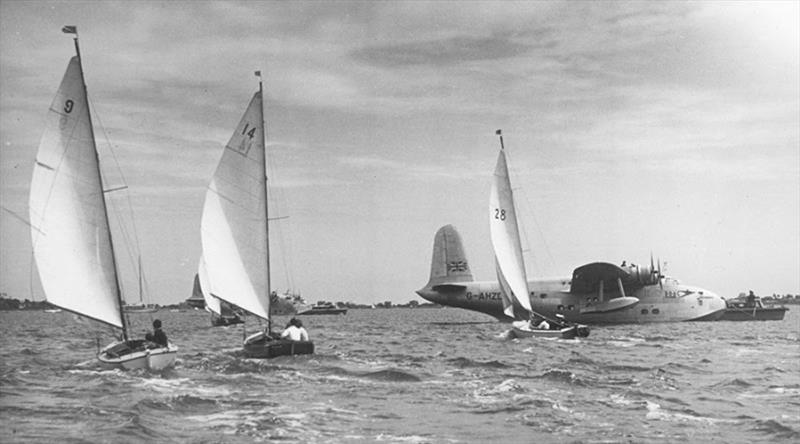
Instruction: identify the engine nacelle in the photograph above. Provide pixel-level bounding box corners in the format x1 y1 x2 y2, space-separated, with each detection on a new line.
620 262 661 286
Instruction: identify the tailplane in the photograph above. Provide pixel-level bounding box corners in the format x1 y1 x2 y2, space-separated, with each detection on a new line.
425 225 474 288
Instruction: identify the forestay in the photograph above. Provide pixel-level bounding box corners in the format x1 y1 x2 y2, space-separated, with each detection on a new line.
200 92 270 320
29 56 123 328
489 146 533 317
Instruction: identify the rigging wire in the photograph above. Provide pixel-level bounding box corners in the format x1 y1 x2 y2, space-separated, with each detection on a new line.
265 140 297 295
502 140 556 277
89 96 151 310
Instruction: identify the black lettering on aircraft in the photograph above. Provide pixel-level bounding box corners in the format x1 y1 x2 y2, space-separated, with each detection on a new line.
466 292 502 301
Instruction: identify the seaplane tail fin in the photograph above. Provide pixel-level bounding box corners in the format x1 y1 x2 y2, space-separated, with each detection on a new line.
426 225 474 288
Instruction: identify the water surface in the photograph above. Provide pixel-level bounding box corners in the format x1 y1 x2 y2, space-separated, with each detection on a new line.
1 307 798 443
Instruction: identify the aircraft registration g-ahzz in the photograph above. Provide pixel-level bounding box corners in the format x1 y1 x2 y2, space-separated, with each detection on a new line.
416 225 727 324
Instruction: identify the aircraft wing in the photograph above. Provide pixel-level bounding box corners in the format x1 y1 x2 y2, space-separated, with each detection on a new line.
569 262 645 295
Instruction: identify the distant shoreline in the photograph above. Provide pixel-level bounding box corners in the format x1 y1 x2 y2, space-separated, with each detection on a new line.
0 296 443 311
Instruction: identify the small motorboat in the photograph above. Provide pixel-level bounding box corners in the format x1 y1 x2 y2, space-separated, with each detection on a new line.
720 293 788 321
297 301 347 315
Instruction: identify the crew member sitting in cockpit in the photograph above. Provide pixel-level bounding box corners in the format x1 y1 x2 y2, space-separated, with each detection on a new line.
529 317 550 330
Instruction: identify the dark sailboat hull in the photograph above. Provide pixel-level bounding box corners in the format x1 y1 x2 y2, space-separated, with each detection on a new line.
243 331 314 358
211 315 244 327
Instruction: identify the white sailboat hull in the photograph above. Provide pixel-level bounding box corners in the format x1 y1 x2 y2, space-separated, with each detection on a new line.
510 321 590 340
97 340 178 371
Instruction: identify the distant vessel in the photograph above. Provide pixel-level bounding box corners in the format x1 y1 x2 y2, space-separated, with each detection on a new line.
210 307 244 326
123 304 159 314
185 275 206 309
196 257 244 327
29 27 176 370
199 72 313 358
192 271 307 323
298 301 347 315
44 309 62 313
271 291 313 316
720 294 788 321
489 130 588 340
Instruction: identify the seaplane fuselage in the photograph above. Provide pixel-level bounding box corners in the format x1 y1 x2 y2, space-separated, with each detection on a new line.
417 225 726 324
417 277 725 324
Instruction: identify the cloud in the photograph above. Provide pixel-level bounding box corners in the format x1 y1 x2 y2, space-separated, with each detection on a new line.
351 35 535 68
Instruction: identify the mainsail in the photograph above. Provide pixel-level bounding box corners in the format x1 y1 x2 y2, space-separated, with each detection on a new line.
29 55 123 329
200 91 270 320
489 135 533 318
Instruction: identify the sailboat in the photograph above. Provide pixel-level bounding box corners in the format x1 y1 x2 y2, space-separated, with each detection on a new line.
199 72 314 358
489 130 589 340
197 256 243 326
29 27 177 370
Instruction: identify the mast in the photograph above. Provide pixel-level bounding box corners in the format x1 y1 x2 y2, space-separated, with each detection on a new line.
496 128 505 151
138 255 143 305
257 70 271 333
71 27 129 341
490 129 535 318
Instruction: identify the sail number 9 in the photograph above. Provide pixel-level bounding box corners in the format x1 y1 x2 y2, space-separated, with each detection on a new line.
494 208 506 221
64 99 74 114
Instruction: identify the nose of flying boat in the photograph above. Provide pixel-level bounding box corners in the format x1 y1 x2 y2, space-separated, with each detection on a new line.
693 287 727 321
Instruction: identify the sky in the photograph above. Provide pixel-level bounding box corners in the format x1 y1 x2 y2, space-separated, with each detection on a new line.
1 1 798 306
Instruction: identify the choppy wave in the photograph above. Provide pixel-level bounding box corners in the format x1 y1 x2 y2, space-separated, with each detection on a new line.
751 419 800 439
446 357 510 369
1 308 798 443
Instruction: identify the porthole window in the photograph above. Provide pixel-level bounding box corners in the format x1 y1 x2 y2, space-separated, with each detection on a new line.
652 308 660 314
557 305 565 311
641 309 649 315
568 305 575 311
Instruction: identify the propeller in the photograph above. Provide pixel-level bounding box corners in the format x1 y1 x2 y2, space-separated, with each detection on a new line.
648 252 663 288
657 257 663 289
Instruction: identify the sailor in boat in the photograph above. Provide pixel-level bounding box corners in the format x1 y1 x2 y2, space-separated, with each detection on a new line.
532 317 550 330
281 318 309 341
144 319 168 348
746 290 757 308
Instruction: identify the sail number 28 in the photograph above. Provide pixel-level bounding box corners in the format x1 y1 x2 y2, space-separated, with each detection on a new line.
494 208 506 221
